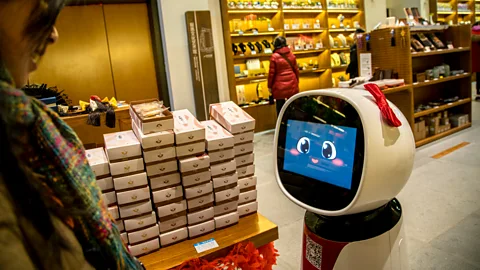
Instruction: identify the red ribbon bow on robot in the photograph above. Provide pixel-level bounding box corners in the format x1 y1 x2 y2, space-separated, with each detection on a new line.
364 83 402 127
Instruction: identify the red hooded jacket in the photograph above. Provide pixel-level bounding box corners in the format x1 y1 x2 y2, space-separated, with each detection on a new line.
268 47 300 99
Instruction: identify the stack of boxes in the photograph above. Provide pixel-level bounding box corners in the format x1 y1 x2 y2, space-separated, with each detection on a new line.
85 148 126 240
103 130 160 257
209 102 258 218
129 100 189 249
85 102 261 254
202 120 240 229
172 109 216 239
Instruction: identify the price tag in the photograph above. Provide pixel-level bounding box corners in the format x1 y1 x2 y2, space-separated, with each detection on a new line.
284 24 290 30
194 238 219 253
314 23 321 29
251 51 257 55
303 23 311 29
447 44 454 49
292 24 300 30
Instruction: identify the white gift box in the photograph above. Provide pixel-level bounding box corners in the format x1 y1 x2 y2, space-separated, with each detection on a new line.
208 148 235 164
238 201 258 217
124 212 157 232
152 186 183 204
158 215 187 233
214 211 239 229
116 187 151 206
109 158 144 177
214 201 238 217
184 181 213 200
211 160 237 177
104 131 142 162
131 119 175 149
214 185 239 204
160 227 188 246
119 200 153 219
150 172 181 191
209 101 255 134
113 172 148 191
128 238 160 257
127 224 159 244
187 207 214 225
201 120 235 151
179 154 210 173
188 220 215 238
239 189 257 205
212 172 238 190
238 176 257 192
234 132 254 145
176 141 205 158
85 148 110 177
182 170 212 187
234 142 254 156
172 109 205 145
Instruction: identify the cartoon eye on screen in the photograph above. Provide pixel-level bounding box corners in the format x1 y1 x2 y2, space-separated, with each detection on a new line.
284 120 357 190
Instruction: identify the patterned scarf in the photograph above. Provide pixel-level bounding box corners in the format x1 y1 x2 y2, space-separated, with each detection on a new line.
0 65 140 269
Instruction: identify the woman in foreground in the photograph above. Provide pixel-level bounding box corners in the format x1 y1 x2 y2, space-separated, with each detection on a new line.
0 1 142 269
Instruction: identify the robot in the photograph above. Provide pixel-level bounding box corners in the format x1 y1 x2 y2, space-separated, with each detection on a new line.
274 87 415 270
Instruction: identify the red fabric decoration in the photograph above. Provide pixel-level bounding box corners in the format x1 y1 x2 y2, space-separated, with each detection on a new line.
175 242 279 270
364 83 402 127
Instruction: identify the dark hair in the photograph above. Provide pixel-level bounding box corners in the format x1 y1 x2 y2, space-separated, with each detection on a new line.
274 36 287 50
24 0 65 51
355 28 366 34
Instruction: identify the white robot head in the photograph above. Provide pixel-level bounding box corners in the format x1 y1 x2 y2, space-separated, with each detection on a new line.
274 89 415 216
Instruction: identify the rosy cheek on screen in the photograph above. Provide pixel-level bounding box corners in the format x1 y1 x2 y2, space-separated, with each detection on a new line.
290 149 300 156
332 159 344 167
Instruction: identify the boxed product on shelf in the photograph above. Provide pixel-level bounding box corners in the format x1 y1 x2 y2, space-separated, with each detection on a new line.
201 120 235 151
158 215 187 234
102 190 117 206
123 212 157 232
187 207 214 226
449 114 469 127
150 172 182 191
234 142 254 156
114 219 125 233
211 159 237 177
108 205 120 220
234 131 254 145
215 185 240 206
130 99 174 135
238 176 257 193
152 186 184 205
143 146 176 164
96 177 114 192
172 109 206 145
238 201 258 217
104 131 142 162
214 201 238 217
208 148 235 164
214 211 239 229
209 101 256 134
160 227 188 246
156 200 187 222
187 193 215 213
182 170 212 187
85 148 110 178
235 153 254 167
176 141 206 158
119 200 153 219
239 189 258 206
131 120 175 150
212 172 239 192
128 238 160 257
145 160 179 178
179 154 210 174
188 219 215 239
413 120 427 141
127 224 160 245
108 158 145 177
237 164 255 179
113 172 148 191
184 181 213 201
116 187 151 206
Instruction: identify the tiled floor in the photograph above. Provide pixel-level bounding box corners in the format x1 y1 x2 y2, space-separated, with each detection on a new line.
254 86 480 269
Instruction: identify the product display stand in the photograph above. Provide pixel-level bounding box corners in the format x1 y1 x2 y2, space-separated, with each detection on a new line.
357 25 472 147
140 213 278 269
219 0 366 132
430 0 478 24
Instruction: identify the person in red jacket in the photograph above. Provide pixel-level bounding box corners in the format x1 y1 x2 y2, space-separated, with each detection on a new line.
268 36 300 115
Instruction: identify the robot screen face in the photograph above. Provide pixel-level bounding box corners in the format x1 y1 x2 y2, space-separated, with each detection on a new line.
284 120 357 190
276 95 365 211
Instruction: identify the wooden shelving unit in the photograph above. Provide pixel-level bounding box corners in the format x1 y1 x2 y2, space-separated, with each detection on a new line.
219 0 366 132
140 213 278 270
358 25 472 147
430 0 478 24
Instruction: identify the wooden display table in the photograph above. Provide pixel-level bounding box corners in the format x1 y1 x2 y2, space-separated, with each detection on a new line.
62 106 132 148
140 213 279 270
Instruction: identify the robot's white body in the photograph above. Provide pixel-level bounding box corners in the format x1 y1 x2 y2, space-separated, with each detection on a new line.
274 89 414 270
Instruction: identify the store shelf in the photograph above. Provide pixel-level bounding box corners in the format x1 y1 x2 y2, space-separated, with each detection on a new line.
240 102 274 109
235 76 268 84
413 73 471 88
437 11 454 15
228 9 280 14
329 28 357 33
283 9 324 13
332 65 348 70
383 85 412 95
415 123 471 147
230 31 281 37
414 98 471 118
285 29 326 34
411 47 470 57
299 68 327 75
327 9 361 13
331 47 351 52
233 53 272 60
458 11 472 15
140 213 279 270
293 49 327 55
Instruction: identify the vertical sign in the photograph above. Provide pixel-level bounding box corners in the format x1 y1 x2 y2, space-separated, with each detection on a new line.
359 53 372 78
185 11 220 121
